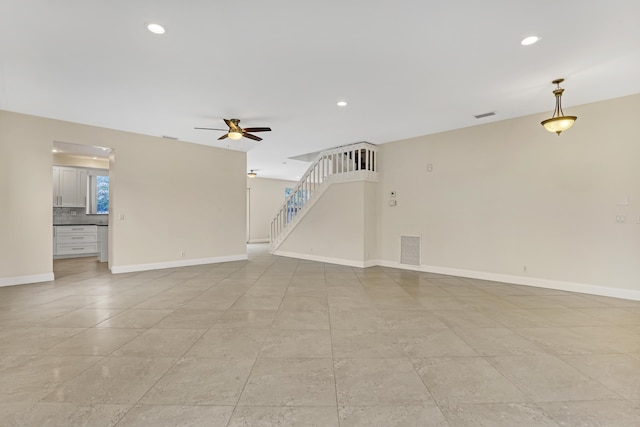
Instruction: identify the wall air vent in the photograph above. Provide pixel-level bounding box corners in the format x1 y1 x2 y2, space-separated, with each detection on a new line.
162 135 179 140
400 235 421 266
474 112 496 119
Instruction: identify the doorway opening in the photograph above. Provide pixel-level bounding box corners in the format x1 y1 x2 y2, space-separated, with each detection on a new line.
52 141 114 273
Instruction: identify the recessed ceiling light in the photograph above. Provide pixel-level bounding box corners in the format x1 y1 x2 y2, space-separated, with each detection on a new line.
337 101 348 107
146 23 166 35
521 35 540 46
92 157 98 160
52 149 58 153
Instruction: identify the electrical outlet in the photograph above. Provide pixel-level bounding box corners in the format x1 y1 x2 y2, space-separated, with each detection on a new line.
180 250 185 257
522 265 527 272
616 215 626 223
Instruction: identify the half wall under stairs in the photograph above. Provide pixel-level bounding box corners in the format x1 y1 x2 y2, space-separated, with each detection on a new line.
270 142 378 267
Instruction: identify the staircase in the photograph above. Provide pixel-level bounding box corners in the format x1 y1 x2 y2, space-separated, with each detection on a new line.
270 142 378 252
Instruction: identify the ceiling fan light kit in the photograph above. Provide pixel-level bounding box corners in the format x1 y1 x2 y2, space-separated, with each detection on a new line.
247 170 257 178
228 131 243 140
541 78 577 135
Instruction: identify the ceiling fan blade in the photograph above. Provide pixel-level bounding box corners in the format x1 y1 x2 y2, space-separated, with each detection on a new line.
242 127 271 132
194 127 227 131
223 119 232 129
242 132 262 141
218 134 229 140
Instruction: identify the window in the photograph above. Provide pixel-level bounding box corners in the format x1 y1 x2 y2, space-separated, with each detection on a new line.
87 172 109 215
96 176 109 214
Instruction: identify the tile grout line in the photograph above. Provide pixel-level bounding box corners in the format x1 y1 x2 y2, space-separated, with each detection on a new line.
111 261 250 425
326 264 342 426
222 255 299 426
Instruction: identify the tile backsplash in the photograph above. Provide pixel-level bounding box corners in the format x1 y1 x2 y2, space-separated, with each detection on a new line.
53 207 109 225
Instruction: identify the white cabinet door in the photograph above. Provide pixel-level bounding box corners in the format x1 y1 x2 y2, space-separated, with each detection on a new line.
53 166 88 207
78 168 87 207
59 167 79 206
53 167 61 206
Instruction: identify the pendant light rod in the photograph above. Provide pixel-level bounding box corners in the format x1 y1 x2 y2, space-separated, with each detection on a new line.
551 79 566 117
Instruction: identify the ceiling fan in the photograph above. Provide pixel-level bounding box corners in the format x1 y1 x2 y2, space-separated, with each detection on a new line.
195 118 271 141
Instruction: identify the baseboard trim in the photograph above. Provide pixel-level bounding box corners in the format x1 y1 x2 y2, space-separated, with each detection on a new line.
0 273 55 287
248 238 270 244
110 254 248 274
274 250 377 269
377 260 640 301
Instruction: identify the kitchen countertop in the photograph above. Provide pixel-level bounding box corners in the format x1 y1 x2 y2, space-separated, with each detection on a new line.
53 223 108 226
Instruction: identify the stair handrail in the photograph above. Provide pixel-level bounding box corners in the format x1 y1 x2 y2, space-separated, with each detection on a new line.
270 142 377 248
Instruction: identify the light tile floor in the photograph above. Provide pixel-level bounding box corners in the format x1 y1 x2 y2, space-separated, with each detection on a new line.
1 244 640 426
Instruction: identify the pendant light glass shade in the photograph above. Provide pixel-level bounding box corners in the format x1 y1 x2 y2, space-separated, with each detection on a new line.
541 78 577 135
541 116 577 134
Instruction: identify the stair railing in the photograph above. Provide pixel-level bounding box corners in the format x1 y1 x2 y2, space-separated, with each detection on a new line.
270 142 377 250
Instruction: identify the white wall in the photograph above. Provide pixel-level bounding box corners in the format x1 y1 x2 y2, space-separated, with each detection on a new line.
378 93 640 298
246 177 296 242
53 153 109 169
276 180 377 267
0 110 247 285
363 180 378 262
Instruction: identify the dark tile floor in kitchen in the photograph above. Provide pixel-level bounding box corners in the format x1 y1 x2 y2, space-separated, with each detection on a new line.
1 244 640 426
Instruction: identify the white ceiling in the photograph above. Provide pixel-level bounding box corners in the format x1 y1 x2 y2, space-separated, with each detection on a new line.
2 1 639 180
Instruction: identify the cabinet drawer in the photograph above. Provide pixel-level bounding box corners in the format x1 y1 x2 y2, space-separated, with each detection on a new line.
56 225 97 234
56 243 98 255
56 234 97 244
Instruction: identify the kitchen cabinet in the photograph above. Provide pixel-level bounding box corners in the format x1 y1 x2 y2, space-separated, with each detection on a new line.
54 225 98 257
53 166 87 207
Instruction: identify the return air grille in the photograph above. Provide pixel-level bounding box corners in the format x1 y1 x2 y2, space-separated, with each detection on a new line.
400 235 421 266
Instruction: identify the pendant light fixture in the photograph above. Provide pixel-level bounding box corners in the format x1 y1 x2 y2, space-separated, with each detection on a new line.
247 170 257 178
541 78 577 135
